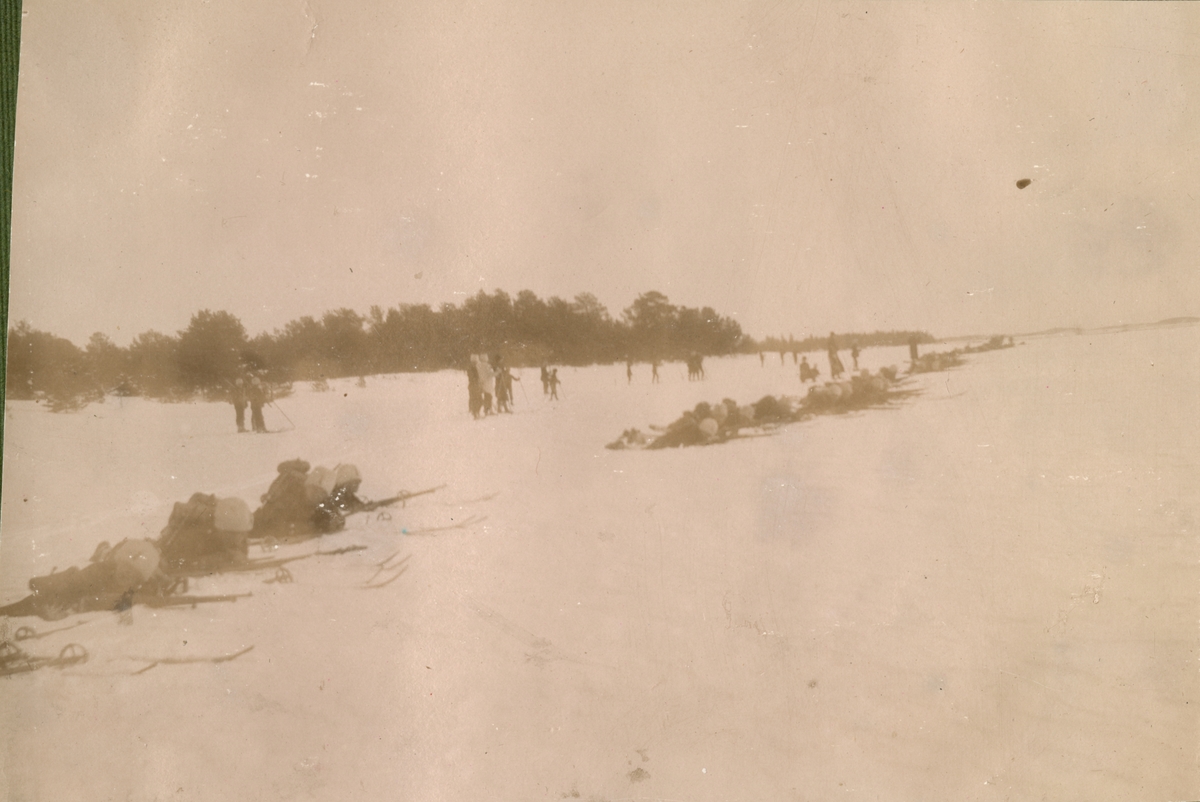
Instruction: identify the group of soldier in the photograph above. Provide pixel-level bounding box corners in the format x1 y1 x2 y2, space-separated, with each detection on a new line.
233 334 913 427
224 333 913 428
625 360 661 384
466 337 865 422
229 376 270 433
465 358 571 418
763 333 863 384
468 354 522 418
539 365 561 400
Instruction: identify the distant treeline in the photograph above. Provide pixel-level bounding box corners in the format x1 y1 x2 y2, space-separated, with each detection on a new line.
6 289 939 410
6 290 747 408
754 331 935 354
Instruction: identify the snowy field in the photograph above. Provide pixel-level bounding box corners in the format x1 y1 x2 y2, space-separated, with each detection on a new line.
1 325 1198 801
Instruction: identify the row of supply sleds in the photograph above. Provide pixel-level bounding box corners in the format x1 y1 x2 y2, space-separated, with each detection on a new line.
0 459 425 625
907 337 1014 375
607 366 916 450
960 335 1016 355
909 350 966 374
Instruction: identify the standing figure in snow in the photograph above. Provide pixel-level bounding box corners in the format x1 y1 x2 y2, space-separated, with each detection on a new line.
503 367 518 411
495 375 510 413
548 368 561 400
248 377 269 433
493 355 512 413
477 354 495 415
851 342 861 370
827 333 845 380
908 335 920 364
231 378 248 433
626 360 633 384
759 351 765 367
651 360 660 383
467 357 483 419
540 365 550 396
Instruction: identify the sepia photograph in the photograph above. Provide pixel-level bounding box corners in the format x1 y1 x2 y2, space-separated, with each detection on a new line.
2 1 1198 799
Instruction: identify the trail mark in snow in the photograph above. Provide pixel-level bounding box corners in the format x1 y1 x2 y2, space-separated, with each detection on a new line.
364 554 410 588
317 545 368 557
463 597 610 669
362 567 408 590
447 491 499 506
129 645 255 675
404 515 487 536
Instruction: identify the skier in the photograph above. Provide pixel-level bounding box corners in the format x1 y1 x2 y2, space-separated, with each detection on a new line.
477 355 495 415
231 378 247 433
501 367 518 412
495 358 515 414
248 378 269 433
467 356 483 419
827 333 845 380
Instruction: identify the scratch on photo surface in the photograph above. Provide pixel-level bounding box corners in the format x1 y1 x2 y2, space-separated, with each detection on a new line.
303 0 319 53
998 668 1058 695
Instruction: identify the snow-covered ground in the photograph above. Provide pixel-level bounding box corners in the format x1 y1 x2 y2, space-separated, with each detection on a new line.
2 325 1197 800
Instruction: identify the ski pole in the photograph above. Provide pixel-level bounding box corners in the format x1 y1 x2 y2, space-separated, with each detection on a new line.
269 400 296 431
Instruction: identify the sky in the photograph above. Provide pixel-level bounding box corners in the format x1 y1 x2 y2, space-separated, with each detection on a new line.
9 0 1200 345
